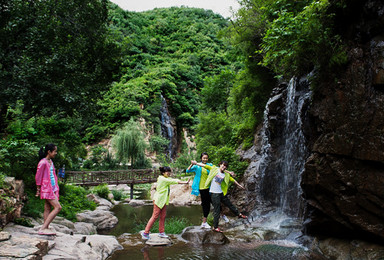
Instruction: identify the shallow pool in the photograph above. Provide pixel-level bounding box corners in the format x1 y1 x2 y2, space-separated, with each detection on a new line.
104 204 311 260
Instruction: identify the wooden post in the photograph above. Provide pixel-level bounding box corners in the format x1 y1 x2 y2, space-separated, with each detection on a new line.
130 183 134 199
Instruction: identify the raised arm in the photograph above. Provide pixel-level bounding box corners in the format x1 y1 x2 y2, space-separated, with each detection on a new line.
232 179 245 190
191 160 209 168
225 170 236 177
186 163 194 171
193 161 205 167
178 178 191 185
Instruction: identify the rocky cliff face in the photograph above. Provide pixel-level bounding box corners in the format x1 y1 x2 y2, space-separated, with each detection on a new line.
237 79 312 217
301 0 384 241
237 0 384 242
0 177 25 228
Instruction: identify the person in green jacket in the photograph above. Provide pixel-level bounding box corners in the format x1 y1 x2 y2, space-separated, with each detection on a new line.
187 152 235 229
186 152 213 229
141 166 190 240
191 160 247 232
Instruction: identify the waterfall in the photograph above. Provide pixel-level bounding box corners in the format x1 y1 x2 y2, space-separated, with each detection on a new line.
160 95 175 159
256 77 311 219
279 77 311 216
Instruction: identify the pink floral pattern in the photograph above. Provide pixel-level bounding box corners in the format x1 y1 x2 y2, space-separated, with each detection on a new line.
35 158 59 200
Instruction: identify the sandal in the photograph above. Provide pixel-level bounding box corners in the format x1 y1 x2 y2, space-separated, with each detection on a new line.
238 213 248 219
38 229 56 235
212 227 223 233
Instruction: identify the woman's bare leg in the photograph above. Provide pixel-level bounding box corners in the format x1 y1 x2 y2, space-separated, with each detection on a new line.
40 198 62 230
43 200 51 223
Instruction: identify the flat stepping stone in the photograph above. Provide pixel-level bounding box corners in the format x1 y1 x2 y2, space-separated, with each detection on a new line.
0 232 11 242
181 226 229 245
145 233 172 246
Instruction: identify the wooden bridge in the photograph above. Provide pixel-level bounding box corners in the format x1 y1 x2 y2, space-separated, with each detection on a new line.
65 169 159 199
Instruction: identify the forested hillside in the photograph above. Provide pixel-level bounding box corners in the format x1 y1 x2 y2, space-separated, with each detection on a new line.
85 4 268 173
86 5 235 142
0 2 261 184
0 0 349 180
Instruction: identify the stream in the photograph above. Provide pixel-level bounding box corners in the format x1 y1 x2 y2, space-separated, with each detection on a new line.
104 203 311 260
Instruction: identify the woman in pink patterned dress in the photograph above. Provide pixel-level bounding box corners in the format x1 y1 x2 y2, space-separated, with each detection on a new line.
35 143 62 235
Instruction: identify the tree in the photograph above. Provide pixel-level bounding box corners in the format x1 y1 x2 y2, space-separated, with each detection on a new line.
0 0 120 129
201 69 236 113
111 119 149 168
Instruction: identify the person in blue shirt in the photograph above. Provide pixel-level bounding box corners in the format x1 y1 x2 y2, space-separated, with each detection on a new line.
186 152 235 228
186 152 213 229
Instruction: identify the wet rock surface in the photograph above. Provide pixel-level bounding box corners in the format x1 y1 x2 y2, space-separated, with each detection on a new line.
145 233 173 246
181 226 230 245
302 0 384 240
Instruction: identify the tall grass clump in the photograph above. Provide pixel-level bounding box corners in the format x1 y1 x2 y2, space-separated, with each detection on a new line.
134 216 192 234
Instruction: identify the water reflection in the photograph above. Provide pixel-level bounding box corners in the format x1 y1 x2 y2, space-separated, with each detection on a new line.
101 204 202 236
109 241 309 260
105 204 310 260
141 246 164 260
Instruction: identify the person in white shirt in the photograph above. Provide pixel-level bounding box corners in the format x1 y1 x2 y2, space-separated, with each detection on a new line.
191 160 247 232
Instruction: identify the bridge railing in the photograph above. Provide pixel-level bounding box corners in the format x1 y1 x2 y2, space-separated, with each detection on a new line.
65 168 159 186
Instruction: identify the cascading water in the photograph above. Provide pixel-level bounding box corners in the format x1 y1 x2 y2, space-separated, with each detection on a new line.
279 77 311 216
254 77 311 222
160 95 175 159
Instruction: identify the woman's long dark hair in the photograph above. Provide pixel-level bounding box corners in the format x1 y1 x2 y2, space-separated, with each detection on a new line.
159 166 171 175
200 152 209 160
38 143 57 161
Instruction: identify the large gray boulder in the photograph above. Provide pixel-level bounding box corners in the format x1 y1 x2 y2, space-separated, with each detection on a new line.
1 223 122 260
44 233 122 260
76 194 118 230
180 226 230 245
74 222 97 235
76 209 118 230
86 194 113 210
0 232 49 259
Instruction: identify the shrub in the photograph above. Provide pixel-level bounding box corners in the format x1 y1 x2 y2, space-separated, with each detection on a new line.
259 0 346 76
58 184 97 221
201 145 248 177
23 184 97 222
0 139 38 187
111 189 124 201
14 217 33 227
92 183 110 200
170 151 196 177
207 212 214 227
149 135 170 153
22 190 45 218
0 174 5 189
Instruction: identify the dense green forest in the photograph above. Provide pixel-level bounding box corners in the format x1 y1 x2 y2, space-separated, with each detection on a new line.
0 0 348 220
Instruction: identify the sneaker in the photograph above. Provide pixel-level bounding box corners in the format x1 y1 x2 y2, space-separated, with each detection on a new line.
238 213 248 219
158 232 169 238
221 215 230 223
212 227 223 233
200 222 211 229
141 232 150 240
